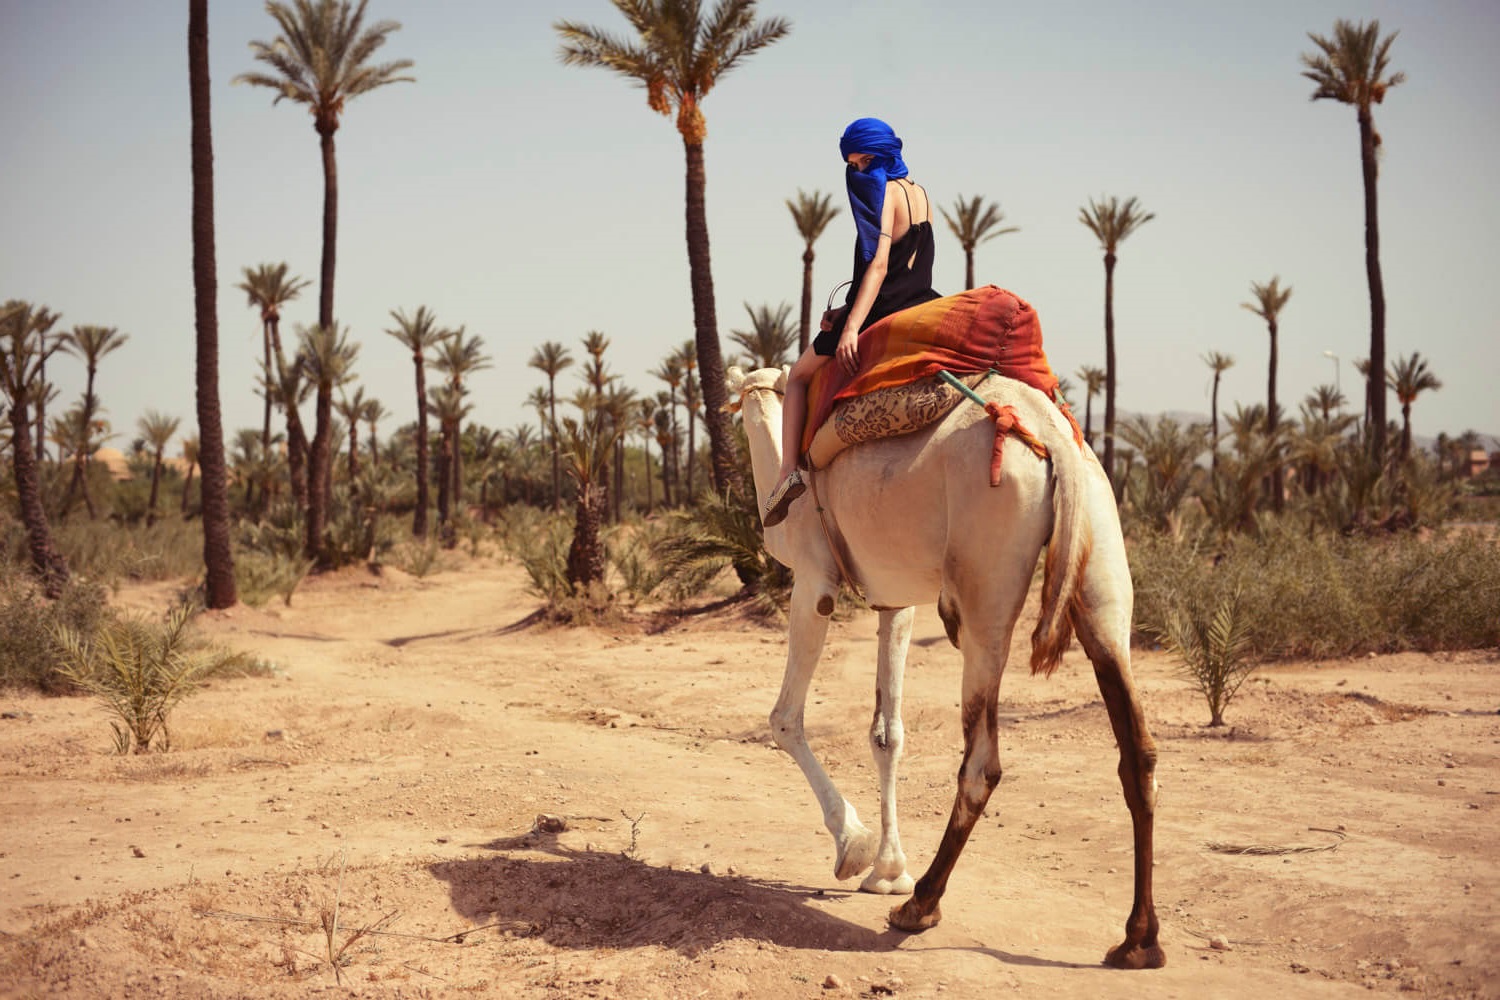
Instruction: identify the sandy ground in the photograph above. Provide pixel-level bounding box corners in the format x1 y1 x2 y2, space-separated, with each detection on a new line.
0 554 1496 999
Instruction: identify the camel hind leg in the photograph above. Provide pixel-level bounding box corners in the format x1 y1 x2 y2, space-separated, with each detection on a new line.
862 607 915 894
1071 481 1165 969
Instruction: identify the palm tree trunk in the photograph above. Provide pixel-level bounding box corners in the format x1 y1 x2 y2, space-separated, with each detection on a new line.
1358 106 1387 466
412 356 429 538
642 440 653 514
147 454 163 528
181 464 196 515
7 399 68 598
1267 321 1283 514
685 407 697 499
1401 403 1412 462
34 344 47 462
965 247 976 291
798 246 814 355
304 382 332 564
1210 375 1221 476
548 379 561 512
1102 252 1119 497
681 139 741 497
1083 394 1095 448
347 417 360 482
566 483 606 586
268 318 308 508
261 318 274 455
435 421 452 546
188 0 235 606
317 129 338 330
452 419 464 518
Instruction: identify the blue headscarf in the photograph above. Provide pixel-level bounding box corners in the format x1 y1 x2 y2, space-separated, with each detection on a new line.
840 118 909 263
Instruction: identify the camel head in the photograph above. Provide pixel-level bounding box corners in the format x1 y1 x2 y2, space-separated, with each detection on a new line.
724 365 792 523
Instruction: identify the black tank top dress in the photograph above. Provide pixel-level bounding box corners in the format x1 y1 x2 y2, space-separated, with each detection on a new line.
814 182 942 357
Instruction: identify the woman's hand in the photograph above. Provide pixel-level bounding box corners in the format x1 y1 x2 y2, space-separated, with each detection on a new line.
837 330 859 376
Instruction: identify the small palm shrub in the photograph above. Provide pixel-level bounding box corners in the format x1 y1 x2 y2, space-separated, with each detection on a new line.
1143 588 1256 727
235 550 315 607
650 487 791 615
53 601 235 754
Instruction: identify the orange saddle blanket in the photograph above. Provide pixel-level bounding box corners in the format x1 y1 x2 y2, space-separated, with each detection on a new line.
801 285 1074 457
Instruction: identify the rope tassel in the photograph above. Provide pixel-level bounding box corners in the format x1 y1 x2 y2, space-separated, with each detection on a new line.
938 370 1049 486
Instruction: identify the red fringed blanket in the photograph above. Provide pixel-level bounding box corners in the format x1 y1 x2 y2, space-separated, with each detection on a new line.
801 285 1079 456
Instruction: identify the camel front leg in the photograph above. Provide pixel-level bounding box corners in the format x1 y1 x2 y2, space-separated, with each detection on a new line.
862 607 915 895
769 580 877 882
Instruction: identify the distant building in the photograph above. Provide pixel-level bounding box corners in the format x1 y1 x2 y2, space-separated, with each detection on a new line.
1464 449 1491 478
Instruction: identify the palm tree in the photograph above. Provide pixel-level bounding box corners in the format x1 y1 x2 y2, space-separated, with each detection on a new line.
651 356 684 504
1302 19 1405 466
0 301 69 597
237 262 310 493
24 306 60 463
527 340 575 512
426 382 472 544
730 301 798 370
1305 384 1344 422
297 324 358 563
1386 352 1441 462
1116 414 1209 535
361 396 385 469
602 383 638 521
1075 364 1106 448
636 395 658 513
236 0 413 332
1201 351 1235 475
941 194 1019 290
431 327 491 510
385 305 448 537
1079 195 1154 494
335 385 367 482
138 410 181 528
180 436 201 515
556 0 789 498
58 324 128 519
787 189 840 353
1242 277 1292 512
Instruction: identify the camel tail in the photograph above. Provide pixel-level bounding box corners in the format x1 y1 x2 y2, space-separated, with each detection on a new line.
1029 434 1090 677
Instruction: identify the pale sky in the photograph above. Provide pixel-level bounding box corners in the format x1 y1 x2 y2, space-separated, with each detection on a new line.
3 0 1498 458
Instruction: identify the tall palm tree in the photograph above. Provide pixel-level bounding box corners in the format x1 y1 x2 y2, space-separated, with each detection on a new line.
1302 19 1405 466
1079 195 1154 494
297 323 358 563
138 410 181 528
237 262 310 493
1386 352 1441 463
431 327 491 510
556 0 789 497
941 194 1019 290
1075 364 1106 448
1201 351 1235 475
637 395 658 513
236 0 413 333
25 306 60 463
385 305 448 537
527 340 575 512
58 324 128 519
0 300 69 597
786 188 840 353
426 382 472 544
1305 383 1344 422
730 301 798 370
1242 277 1292 511
602 383 638 522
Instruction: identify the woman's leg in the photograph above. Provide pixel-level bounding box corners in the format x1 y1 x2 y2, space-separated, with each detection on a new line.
777 347 829 485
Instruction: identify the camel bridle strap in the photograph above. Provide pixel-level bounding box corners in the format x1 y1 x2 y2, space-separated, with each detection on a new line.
800 463 867 605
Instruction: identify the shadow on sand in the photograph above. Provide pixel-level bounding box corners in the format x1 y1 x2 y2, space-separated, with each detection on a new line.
426 827 1088 970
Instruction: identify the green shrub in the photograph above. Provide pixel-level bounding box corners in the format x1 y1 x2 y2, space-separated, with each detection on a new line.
0 576 112 694
649 488 790 615
53 601 236 754
234 549 315 607
1142 588 1257 726
1130 521 1500 658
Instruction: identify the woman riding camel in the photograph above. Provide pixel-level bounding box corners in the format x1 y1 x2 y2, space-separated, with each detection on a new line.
763 117 942 527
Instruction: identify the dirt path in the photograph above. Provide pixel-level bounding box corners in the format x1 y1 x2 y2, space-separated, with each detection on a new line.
1 557 1496 998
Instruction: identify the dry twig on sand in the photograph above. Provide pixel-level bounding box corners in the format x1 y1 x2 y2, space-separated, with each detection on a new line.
1204 826 1347 855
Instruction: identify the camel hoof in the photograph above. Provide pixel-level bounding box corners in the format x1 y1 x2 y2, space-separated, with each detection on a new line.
833 828 877 881
1104 939 1166 970
860 871 914 895
887 899 941 933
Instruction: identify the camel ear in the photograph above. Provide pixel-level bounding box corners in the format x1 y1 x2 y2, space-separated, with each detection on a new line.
725 366 745 394
774 365 790 393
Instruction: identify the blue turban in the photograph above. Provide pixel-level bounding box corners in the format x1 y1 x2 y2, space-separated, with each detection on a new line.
840 118 909 263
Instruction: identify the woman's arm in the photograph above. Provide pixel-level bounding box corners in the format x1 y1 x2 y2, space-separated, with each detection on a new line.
835 183 899 375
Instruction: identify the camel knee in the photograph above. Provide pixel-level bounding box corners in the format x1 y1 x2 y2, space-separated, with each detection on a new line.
769 705 805 752
1118 743 1159 813
869 708 904 756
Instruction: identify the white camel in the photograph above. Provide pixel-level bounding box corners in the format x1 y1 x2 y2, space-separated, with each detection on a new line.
727 364 1163 969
